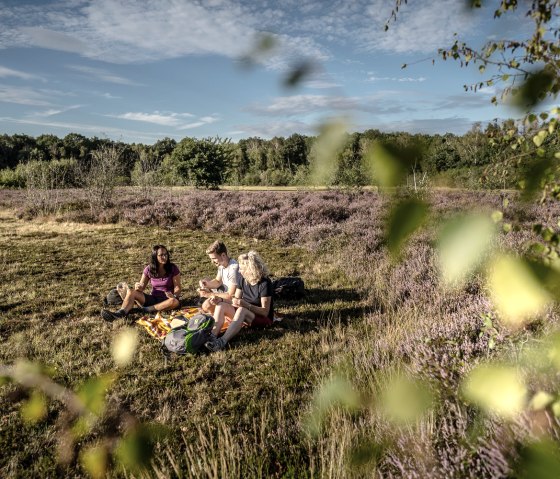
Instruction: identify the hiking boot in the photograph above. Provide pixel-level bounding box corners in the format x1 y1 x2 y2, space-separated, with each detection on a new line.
205 337 226 352
101 309 124 322
128 307 143 315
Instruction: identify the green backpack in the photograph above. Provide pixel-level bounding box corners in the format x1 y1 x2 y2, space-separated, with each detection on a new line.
161 313 215 355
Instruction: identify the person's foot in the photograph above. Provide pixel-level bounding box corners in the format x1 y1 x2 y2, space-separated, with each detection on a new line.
205 337 226 352
128 307 143 315
101 309 125 322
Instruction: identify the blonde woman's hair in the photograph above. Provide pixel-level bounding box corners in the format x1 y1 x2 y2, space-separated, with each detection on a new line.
238 250 270 285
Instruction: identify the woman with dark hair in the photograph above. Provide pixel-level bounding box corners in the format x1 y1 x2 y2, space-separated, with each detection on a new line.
205 250 273 351
101 244 181 321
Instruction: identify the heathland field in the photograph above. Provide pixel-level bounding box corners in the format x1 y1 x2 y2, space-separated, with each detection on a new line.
1 188 560 478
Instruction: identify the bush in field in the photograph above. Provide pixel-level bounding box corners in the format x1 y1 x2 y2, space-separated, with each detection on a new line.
131 149 161 199
22 158 78 215
81 145 123 209
0 167 25 188
171 137 233 189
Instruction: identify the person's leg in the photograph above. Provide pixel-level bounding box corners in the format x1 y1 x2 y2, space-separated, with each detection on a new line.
206 307 255 351
201 298 215 314
221 307 254 343
211 303 236 336
122 290 145 313
140 295 179 313
153 297 180 312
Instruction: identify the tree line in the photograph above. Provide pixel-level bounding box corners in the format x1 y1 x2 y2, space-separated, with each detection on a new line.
0 120 553 190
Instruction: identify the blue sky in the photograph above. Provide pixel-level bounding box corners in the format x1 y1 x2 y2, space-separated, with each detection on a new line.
0 0 526 144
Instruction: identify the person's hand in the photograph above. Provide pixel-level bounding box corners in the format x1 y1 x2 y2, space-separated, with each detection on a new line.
134 282 144 291
209 296 222 306
198 288 210 298
232 298 241 308
165 291 176 300
199 279 208 289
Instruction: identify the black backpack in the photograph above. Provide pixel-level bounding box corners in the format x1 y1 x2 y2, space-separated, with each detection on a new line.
272 277 305 299
161 313 215 355
103 288 122 306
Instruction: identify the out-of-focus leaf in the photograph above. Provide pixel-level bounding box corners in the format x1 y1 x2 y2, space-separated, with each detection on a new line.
349 438 387 468
237 33 277 68
530 391 555 411
80 443 107 479
111 327 138 367
386 198 429 258
487 255 552 327
310 120 348 185
283 60 315 88
491 210 503 223
462 364 526 418
364 141 422 187
20 390 47 424
115 424 167 472
379 374 433 424
533 130 548 147
503 223 512 233
515 439 560 479
525 260 560 300
545 332 560 371
306 375 361 436
512 69 555 109
552 401 560 417
438 214 495 287
522 157 553 201
77 374 116 416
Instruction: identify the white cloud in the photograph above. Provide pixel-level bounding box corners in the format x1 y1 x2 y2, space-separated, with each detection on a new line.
0 115 180 144
20 27 89 54
0 66 44 81
234 120 315 138
247 93 407 116
367 75 427 82
111 111 219 130
30 104 82 117
0 85 53 106
67 65 141 85
0 0 328 66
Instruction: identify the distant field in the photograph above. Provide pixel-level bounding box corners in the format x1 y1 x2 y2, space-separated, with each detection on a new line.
1 188 559 478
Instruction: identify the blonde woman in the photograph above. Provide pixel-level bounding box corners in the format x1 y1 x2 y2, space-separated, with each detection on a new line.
205 250 274 352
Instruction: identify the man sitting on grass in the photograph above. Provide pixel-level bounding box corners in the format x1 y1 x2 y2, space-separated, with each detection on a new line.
198 240 239 315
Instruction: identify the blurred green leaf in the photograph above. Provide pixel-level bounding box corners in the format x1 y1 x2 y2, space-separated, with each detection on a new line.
512 69 555 109
80 443 107 479
364 141 422 187
515 440 560 479
20 390 47 424
386 198 429 258
438 214 496 287
532 130 548 147
521 156 554 201
310 120 348 185
111 327 138 367
491 210 503 223
349 438 387 469
379 374 433 424
462 364 526 418
503 223 512 233
77 374 116 416
115 424 167 473
529 391 555 411
552 401 560 417
283 60 315 88
306 375 361 436
487 255 552 327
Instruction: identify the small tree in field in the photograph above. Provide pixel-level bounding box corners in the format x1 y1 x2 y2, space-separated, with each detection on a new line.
81 144 123 209
170 137 232 189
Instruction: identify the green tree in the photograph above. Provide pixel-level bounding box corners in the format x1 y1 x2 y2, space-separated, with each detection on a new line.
171 137 232 189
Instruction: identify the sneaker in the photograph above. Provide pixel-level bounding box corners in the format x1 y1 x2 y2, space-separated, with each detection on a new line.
128 307 143 315
205 337 226 352
101 309 124 322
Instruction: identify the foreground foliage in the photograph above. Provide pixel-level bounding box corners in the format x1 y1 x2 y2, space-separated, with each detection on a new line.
1 188 560 477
